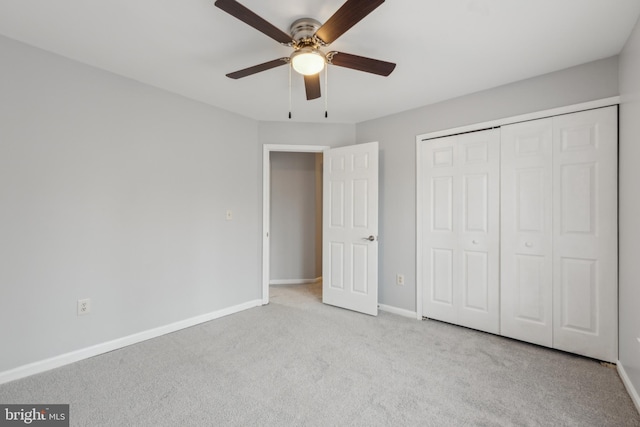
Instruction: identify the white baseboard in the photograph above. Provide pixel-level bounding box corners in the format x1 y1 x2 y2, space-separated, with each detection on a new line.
0 299 262 385
378 304 418 319
270 277 322 285
618 361 640 414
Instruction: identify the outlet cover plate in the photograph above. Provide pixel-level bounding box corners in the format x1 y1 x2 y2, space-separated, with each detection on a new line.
77 298 91 316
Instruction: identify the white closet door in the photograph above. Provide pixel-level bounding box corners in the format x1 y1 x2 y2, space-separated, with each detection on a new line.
552 106 618 362
458 131 500 333
421 135 458 324
500 119 554 347
421 129 500 334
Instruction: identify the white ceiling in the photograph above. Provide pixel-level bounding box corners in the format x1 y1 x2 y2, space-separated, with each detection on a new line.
1 1 639 124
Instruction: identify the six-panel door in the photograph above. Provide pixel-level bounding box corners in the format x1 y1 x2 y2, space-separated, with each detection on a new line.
421 129 500 334
323 142 379 316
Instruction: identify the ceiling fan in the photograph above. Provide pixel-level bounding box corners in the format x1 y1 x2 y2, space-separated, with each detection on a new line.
214 0 396 101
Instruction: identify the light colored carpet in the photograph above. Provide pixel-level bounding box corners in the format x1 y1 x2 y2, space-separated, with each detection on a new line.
1 282 638 426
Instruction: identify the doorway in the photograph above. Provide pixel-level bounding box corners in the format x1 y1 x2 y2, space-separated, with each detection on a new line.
262 145 328 304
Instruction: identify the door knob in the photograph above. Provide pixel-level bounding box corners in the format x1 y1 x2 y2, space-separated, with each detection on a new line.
525 242 533 247
472 240 479 245
363 235 376 241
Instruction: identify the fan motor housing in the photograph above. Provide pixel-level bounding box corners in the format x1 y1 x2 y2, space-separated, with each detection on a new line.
290 18 322 44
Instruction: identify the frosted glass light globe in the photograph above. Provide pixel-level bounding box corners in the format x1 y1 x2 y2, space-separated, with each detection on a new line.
291 48 325 75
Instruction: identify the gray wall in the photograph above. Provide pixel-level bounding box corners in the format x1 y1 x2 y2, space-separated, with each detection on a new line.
269 152 319 281
619 15 640 402
0 36 262 372
258 121 355 148
355 56 620 312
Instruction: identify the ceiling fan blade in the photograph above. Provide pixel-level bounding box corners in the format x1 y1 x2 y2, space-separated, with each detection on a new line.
315 0 385 45
304 74 321 100
226 58 289 79
214 0 293 45
327 52 395 76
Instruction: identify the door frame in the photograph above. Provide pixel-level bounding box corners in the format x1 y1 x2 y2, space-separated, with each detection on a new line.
262 144 329 305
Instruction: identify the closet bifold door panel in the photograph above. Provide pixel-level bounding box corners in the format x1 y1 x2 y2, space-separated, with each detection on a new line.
421 129 500 334
500 119 554 347
552 106 618 363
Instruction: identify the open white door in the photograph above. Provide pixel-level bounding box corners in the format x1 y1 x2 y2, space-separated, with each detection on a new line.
322 141 379 316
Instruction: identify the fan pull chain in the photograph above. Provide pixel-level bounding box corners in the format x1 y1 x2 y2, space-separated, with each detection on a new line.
324 65 328 118
288 62 292 119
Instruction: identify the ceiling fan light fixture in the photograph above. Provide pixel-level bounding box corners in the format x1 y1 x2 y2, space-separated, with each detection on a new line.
291 48 325 76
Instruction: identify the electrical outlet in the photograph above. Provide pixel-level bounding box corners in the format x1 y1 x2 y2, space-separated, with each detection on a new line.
226 210 233 220
77 298 91 316
396 274 405 286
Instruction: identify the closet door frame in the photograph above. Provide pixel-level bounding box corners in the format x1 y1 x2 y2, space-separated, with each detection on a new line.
416 96 619 320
